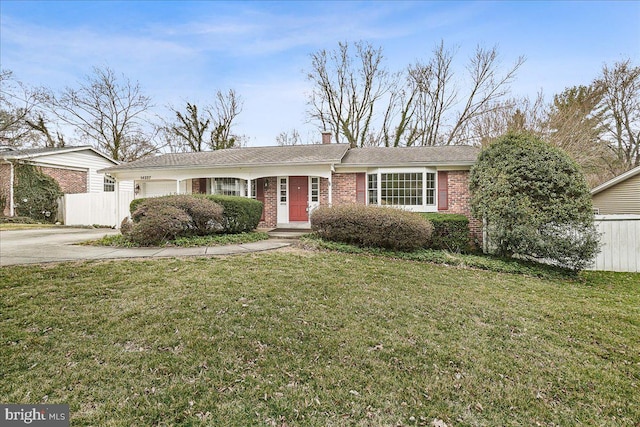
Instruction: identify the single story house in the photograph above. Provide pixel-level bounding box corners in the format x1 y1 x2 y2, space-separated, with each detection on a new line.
101 134 482 238
0 145 133 217
591 165 640 215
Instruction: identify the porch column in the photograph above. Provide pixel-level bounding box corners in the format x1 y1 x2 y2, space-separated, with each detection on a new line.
247 178 252 198
115 179 121 226
176 179 181 195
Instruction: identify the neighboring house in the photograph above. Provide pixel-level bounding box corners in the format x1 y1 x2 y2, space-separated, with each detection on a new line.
101 134 482 238
0 145 133 217
591 165 640 215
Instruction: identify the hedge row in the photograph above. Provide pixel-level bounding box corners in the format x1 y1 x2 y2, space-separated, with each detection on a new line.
129 194 263 235
311 204 433 251
203 195 263 234
419 213 471 253
123 195 224 245
311 205 472 253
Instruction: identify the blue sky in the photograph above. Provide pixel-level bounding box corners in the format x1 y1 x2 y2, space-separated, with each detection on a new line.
1 0 639 146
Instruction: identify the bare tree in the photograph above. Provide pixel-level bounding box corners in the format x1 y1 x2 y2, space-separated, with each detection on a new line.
0 70 42 147
398 42 525 146
306 41 392 147
168 102 210 152
209 89 244 150
276 128 302 146
597 59 640 170
165 90 243 152
43 66 156 161
307 41 524 148
25 113 66 148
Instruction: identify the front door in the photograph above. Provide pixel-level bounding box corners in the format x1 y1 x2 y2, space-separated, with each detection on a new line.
288 176 308 222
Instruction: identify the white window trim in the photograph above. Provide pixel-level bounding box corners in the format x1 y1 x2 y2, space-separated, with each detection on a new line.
366 168 437 212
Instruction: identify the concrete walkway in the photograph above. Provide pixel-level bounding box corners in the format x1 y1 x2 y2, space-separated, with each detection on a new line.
0 227 291 266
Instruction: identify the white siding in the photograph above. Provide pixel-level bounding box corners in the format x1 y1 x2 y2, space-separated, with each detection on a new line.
33 149 125 193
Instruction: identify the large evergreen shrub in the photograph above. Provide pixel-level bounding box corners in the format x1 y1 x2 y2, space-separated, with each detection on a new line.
469 132 600 270
13 163 63 223
311 204 433 251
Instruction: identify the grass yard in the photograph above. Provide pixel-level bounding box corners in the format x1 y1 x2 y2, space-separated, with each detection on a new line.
1 251 638 426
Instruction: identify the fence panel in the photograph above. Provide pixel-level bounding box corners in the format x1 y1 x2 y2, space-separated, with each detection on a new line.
60 191 134 227
590 215 640 273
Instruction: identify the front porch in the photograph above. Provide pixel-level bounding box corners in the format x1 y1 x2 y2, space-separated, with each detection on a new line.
133 174 333 229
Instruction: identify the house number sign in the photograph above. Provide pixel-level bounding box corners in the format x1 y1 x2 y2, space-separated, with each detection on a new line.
140 176 151 180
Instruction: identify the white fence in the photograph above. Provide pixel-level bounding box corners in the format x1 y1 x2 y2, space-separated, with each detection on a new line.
589 215 640 273
58 191 134 227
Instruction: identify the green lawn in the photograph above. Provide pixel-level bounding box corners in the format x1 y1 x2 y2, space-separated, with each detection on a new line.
1 251 638 426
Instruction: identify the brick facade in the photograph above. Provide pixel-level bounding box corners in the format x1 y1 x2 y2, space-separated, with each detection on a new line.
437 170 482 245
255 177 277 228
40 166 87 194
331 173 359 205
251 170 482 246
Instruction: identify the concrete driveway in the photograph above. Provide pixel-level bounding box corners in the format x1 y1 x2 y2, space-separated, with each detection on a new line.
0 227 289 266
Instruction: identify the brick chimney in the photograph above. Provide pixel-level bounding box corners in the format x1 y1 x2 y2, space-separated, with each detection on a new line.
321 131 332 144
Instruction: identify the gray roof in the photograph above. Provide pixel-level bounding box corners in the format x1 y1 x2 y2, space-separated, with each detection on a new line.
101 143 480 173
103 144 351 172
340 145 480 166
0 145 118 164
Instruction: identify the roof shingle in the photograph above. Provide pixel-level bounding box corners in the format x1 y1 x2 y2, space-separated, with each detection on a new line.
340 145 480 166
103 144 351 172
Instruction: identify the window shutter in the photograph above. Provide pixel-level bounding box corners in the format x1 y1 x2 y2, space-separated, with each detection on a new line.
356 173 366 204
438 171 448 211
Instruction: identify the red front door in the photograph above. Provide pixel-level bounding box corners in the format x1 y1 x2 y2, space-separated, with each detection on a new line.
289 176 308 221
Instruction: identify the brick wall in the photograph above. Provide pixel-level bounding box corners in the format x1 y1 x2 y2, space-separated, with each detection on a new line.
258 177 278 228
40 166 87 194
0 163 11 216
438 170 482 245
331 172 359 205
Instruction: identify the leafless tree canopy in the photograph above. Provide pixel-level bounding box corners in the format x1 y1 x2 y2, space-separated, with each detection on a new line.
0 70 43 147
167 89 244 152
43 66 156 161
307 41 392 148
276 128 302 146
597 59 640 170
306 40 525 147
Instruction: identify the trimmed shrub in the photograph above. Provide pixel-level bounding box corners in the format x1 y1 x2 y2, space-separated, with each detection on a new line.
420 213 471 252
311 204 433 251
129 195 261 234
204 195 263 233
120 216 133 236
470 131 599 271
127 205 192 246
129 197 146 214
130 195 224 236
